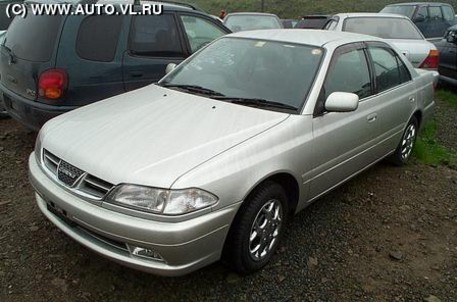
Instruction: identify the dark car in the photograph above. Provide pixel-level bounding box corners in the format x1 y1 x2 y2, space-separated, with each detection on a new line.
380 2 455 42
281 19 298 28
0 0 230 130
0 0 23 118
436 25 457 85
295 15 331 29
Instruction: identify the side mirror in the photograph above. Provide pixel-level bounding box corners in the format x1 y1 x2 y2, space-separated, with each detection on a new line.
165 63 177 74
325 92 359 112
446 32 457 43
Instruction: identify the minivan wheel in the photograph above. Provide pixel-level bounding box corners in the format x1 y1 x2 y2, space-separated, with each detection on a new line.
223 181 288 274
389 116 418 166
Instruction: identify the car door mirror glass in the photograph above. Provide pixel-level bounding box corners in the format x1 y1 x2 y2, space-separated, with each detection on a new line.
446 31 457 43
325 92 359 112
165 63 177 74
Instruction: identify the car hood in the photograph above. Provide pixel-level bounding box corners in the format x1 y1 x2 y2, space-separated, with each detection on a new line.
387 39 435 67
42 85 289 188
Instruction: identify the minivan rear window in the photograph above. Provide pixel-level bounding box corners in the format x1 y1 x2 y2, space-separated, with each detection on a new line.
4 12 63 62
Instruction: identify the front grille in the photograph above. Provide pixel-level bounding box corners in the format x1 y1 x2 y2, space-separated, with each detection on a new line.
42 149 114 200
57 160 84 186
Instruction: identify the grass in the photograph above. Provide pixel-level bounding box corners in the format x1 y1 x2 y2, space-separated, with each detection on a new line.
413 89 457 165
413 120 456 165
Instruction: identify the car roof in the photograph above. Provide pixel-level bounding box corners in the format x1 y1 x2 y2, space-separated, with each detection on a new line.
333 12 410 19
225 12 279 17
26 0 200 11
385 2 450 6
227 29 385 47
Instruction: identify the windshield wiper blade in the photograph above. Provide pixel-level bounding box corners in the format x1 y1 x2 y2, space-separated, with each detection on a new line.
212 96 298 111
161 84 225 96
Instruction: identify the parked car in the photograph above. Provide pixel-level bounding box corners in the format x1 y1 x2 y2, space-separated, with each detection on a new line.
380 2 455 42
0 0 230 130
295 15 331 29
325 13 439 70
0 30 7 118
0 0 22 119
281 19 298 28
435 25 457 85
223 12 283 32
30 29 437 276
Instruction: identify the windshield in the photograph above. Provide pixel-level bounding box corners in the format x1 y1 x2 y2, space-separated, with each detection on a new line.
224 15 282 32
160 37 324 112
343 17 423 40
380 5 416 18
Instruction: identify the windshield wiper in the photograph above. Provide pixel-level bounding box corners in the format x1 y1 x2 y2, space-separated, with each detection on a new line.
160 84 225 96
211 96 298 111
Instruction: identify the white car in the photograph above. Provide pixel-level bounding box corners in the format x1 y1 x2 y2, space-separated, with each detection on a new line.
30 30 437 276
324 13 439 70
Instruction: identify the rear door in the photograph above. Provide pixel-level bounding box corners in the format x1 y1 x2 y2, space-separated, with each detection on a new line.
364 42 416 159
122 13 187 91
0 12 63 101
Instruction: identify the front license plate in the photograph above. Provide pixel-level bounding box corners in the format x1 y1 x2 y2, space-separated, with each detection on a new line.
46 202 77 227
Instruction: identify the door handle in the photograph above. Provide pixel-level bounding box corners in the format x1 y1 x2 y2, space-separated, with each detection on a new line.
367 113 377 123
409 96 415 102
130 72 144 78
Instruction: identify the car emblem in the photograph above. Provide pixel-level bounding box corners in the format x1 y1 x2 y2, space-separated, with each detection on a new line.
57 161 84 187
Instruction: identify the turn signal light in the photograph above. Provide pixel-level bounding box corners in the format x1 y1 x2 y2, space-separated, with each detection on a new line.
38 69 68 99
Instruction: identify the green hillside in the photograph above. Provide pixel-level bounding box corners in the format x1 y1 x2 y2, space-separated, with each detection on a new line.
181 0 457 19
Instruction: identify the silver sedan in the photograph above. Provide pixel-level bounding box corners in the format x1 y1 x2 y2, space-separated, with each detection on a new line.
324 13 439 70
29 30 437 276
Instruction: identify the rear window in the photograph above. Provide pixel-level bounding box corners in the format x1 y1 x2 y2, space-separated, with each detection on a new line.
4 12 62 61
295 17 329 29
380 5 416 18
76 15 123 62
343 17 423 40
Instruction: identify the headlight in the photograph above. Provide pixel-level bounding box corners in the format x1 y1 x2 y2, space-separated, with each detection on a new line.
106 184 218 215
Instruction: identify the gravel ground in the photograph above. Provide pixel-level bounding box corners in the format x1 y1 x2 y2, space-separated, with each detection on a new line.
0 96 456 302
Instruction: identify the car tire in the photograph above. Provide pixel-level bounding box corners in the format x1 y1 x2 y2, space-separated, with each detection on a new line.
223 181 288 274
389 116 418 166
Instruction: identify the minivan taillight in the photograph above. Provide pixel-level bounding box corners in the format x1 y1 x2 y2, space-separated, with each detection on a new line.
38 69 68 99
419 49 439 69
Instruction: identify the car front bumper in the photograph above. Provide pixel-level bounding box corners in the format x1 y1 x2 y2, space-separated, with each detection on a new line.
29 153 240 276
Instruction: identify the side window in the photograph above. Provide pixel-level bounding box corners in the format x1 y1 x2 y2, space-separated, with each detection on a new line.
368 46 411 93
323 48 371 100
324 20 337 30
442 6 454 23
129 14 184 57
76 15 123 62
180 15 226 53
429 6 443 20
416 6 428 19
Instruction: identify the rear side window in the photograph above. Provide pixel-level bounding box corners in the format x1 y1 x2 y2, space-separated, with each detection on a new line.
129 14 184 57
4 13 63 62
368 47 411 93
76 15 123 62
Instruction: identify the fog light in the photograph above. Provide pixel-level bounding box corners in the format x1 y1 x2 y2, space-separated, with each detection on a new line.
128 245 165 262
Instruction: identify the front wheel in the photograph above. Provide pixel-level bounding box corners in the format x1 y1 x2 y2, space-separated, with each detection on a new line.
389 116 418 166
223 181 288 274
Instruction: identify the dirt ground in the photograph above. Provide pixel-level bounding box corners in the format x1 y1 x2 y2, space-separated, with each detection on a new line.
0 95 456 302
